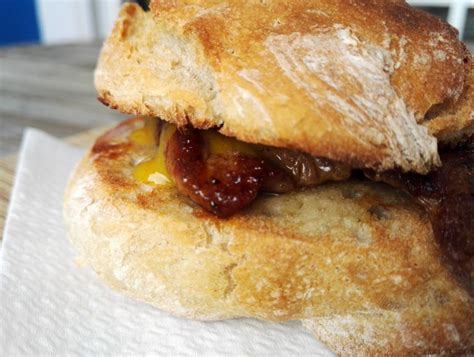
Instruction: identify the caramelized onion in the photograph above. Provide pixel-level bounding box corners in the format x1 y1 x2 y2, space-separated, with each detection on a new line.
260 147 351 186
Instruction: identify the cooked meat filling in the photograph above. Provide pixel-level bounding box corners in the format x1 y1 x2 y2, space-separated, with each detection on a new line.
163 125 351 217
165 128 292 217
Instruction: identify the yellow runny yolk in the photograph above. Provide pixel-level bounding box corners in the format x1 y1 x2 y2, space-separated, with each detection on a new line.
130 118 256 186
131 119 176 186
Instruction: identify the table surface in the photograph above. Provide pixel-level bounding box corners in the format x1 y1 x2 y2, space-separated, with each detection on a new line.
0 43 125 241
0 42 126 156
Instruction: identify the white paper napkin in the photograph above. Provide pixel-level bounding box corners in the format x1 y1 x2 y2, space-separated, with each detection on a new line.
0 129 332 356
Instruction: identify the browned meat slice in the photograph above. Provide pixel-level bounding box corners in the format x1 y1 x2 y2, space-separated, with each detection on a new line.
164 126 355 217
165 128 294 217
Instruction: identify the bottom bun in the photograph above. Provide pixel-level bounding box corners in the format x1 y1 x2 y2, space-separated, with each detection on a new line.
64 117 473 354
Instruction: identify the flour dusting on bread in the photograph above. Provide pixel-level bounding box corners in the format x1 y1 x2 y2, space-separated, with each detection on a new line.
265 27 439 172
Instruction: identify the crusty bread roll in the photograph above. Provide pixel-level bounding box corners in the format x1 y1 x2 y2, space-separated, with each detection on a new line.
95 1 472 174
64 117 474 354
74 1 474 353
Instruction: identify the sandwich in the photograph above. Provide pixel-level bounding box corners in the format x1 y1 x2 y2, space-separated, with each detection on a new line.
64 0 474 354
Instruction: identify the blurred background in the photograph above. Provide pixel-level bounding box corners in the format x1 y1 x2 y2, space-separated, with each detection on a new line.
0 0 474 156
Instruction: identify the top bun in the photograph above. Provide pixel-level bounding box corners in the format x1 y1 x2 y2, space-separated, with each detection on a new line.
95 0 471 173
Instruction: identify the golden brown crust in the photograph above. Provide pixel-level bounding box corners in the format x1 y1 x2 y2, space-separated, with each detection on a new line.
95 2 470 173
426 62 474 146
64 117 474 354
150 0 469 117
